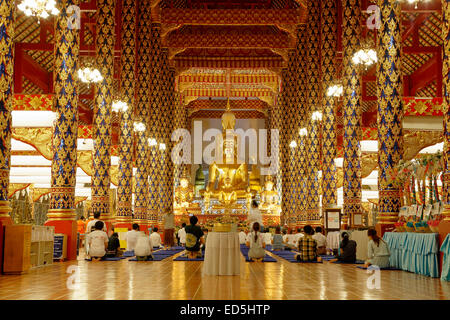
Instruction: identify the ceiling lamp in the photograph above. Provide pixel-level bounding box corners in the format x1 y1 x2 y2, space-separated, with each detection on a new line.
112 97 128 113
311 111 323 121
77 60 103 87
148 138 157 147
289 140 297 149
133 122 146 133
326 82 343 98
18 0 59 19
352 45 377 69
159 143 166 151
299 127 308 137
403 0 429 9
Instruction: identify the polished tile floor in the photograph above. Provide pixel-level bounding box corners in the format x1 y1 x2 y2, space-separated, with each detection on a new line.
0 250 449 300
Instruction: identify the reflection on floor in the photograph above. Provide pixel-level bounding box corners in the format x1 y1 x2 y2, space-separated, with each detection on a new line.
0 250 449 300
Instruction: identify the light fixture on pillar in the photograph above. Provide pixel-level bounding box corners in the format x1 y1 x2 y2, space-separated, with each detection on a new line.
299 127 308 137
289 140 297 149
311 111 323 122
77 59 103 88
148 138 157 147
112 95 129 113
159 143 166 151
18 0 59 19
352 41 377 70
133 121 146 133
401 0 429 10
326 81 343 98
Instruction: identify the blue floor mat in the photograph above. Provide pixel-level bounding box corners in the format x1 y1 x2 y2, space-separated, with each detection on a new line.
331 260 365 264
240 247 277 262
270 250 322 263
356 266 400 270
122 251 134 257
319 255 336 260
85 257 122 261
173 255 204 261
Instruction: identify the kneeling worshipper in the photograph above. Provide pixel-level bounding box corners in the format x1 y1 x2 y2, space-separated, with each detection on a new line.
329 232 357 263
135 232 154 261
247 222 265 261
185 215 204 259
163 210 175 249
106 232 122 258
150 227 163 249
239 229 247 245
271 226 284 251
364 229 390 269
125 223 140 253
86 221 109 261
295 225 322 262
312 227 327 255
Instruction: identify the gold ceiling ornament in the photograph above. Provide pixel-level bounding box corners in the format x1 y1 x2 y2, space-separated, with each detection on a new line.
8 183 31 199
12 127 53 160
18 0 59 19
31 187 51 202
403 130 443 161
336 153 378 189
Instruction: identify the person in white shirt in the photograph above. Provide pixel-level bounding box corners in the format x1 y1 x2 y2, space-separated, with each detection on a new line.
264 231 273 245
150 227 162 249
125 223 140 252
239 230 247 244
135 232 153 261
294 228 304 247
178 223 187 247
247 222 265 261
86 221 108 260
312 226 327 255
85 212 107 234
282 229 288 244
248 200 263 231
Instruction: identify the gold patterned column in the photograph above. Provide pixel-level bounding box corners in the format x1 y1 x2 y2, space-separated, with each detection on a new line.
377 0 403 229
442 0 450 221
342 0 362 228
92 0 115 224
45 0 80 260
279 70 290 227
270 95 283 224
0 0 14 220
173 90 188 192
306 0 321 227
321 0 338 210
116 0 136 226
134 0 152 231
294 25 308 228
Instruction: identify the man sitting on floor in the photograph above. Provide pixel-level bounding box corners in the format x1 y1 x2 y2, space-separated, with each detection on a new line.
185 215 204 259
239 229 247 245
86 221 109 261
150 227 163 249
295 225 322 262
312 226 327 255
105 232 122 258
135 232 153 261
125 223 140 253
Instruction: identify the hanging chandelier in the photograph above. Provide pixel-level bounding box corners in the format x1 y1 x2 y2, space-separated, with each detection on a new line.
326 82 343 98
352 44 378 69
289 140 297 149
77 57 103 87
148 138 157 147
133 122 146 133
311 111 323 121
403 0 429 9
159 143 166 151
112 96 128 113
299 127 308 137
18 0 59 19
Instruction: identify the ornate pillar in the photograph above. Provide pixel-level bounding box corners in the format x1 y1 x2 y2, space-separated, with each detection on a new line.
342 0 362 229
321 0 338 211
92 0 115 229
115 0 136 229
270 95 283 224
173 90 188 191
306 0 321 227
134 0 152 232
294 25 308 229
279 71 290 227
0 0 14 226
442 0 450 222
147 23 163 229
45 0 80 260
376 0 403 233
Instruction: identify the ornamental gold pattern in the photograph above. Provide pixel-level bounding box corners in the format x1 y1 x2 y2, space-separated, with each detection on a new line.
134 0 152 223
48 0 80 218
0 0 14 216
443 0 450 220
116 0 136 223
377 0 403 224
173 91 188 194
147 24 163 226
294 25 308 228
270 95 282 222
342 0 362 225
92 0 115 219
321 0 338 210
306 0 321 225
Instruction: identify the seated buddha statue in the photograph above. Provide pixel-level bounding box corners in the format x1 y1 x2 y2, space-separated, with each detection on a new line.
204 99 250 213
259 175 281 215
174 171 195 213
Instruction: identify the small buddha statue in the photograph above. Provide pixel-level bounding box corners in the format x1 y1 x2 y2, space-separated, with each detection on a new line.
174 171 194 213
259 175 281 215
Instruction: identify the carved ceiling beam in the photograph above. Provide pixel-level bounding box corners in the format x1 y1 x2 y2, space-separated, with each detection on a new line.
173 57 285 70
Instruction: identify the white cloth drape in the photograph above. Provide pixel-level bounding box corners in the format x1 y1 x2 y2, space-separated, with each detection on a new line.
349 230 369 261
326 231 341 249
203 232 240 276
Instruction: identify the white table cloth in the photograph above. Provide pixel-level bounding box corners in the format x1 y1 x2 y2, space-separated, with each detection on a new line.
203 232 240 276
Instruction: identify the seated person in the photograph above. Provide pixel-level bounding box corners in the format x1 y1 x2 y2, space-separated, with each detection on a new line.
150 227 162 249
312 226 327 255
364 229 390 269
294 228 304 247
105 232 122 257
264 230 273 246
271 226 284 251
201 228 208 253
125 223 140 253
329 232 357 263
285 230 297 250
178 223 187 247
86 221 109 261
295 225 322 262
185 215 204 259
247 222 265 262
135 232 153 261
239 229 247 245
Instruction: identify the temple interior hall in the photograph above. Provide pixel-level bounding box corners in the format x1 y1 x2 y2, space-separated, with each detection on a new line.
0 0 450 301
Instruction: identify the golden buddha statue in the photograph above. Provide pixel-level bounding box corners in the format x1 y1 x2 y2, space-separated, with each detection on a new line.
259 175 281 215
174 170 195 213
204 99 250 213
249 165 262 194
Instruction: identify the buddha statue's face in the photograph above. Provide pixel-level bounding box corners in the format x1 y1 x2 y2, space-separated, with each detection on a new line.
180 178 189 188
265 181 274 191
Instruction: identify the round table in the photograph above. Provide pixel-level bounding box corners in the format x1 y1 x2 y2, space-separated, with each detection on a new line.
203 232 240 276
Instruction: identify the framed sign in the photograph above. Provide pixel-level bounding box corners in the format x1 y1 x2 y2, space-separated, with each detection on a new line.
352 213 363 227
325 208 341 231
